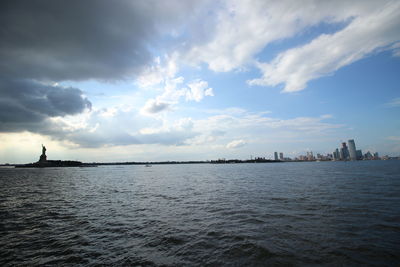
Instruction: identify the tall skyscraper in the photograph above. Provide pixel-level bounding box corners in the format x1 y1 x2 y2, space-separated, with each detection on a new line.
279 152 284 160
348 139 357 161
274 152 278 161
356 150 363 160
340 142 349 160
333 148 340 160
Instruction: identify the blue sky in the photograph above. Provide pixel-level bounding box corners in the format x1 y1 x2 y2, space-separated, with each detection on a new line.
0 0 399 163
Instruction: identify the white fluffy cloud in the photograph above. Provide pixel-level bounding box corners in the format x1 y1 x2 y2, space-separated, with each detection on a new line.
249 2 400 92
141 76 214 114
226 139 247 149
136 54 179 88
140 76 185 115
182 0 400 92
186 0 373 71
46 107 199 148
186 80 214 102
34 102 343 153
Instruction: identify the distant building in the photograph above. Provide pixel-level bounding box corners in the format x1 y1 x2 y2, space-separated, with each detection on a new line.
356 150 363 160
340 142 349 160
364 151 373 160
348 139 357 161
299 155 307 161
333 148 340 160
306 151 314 161
279 152 284 160
274 152 278 161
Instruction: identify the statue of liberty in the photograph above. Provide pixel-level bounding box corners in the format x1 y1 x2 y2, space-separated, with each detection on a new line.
39 144 47 162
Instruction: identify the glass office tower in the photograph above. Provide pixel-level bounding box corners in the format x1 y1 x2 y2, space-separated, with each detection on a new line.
348 139 357 161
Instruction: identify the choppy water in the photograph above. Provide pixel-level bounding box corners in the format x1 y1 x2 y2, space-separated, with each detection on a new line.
0 160 399 266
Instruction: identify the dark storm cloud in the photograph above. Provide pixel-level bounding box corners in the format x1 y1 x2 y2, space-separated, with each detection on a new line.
0 79 91 132
0 0 205 144
0 0 199 81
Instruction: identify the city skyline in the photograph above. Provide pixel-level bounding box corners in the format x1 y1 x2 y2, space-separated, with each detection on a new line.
272 138 387 162
2 138 393 165
1 1 400 163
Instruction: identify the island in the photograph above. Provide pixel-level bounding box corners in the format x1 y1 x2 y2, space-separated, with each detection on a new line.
11 145 284 168
15 145 92 168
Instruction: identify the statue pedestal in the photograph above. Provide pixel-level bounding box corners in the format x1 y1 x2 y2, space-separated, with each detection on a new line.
39 154 47 162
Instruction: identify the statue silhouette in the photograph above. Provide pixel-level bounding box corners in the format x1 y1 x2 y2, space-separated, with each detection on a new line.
39 144 47 162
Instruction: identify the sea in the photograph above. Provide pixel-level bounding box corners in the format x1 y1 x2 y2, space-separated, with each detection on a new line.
0 160 399 266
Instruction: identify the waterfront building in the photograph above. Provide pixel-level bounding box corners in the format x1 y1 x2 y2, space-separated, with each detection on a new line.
299 155 307 161
364 151 373 160
274 152 278 161
348 139 357 161
356 150 363 160
279 152 284 160
340 142 349 160
333 148 340 160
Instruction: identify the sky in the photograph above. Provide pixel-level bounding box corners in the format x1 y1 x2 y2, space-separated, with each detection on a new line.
0 0 399 163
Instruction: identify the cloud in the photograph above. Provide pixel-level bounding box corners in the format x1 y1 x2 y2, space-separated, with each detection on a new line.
186 80 214 102
0 79 91 132
192 111 342 143
4 96 343 151
385 97 400 107
142 99 171 114
226 139 247 149
41 107 199 148
0 1 209 136
136 54 179 88
184 0 365 72
387 136 400 141
138 119 196 146
141 78 214 114
0 0 204 81
178 0 400 93
249 2 400 92
140 76 186 115
183 110 344 152
2 0 393 153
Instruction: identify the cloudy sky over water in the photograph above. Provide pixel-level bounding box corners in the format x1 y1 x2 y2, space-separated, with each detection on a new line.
1 0 399 163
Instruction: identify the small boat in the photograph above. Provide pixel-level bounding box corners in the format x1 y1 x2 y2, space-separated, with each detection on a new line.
145 164 152 167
